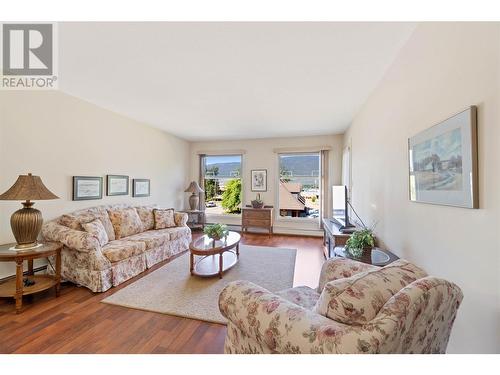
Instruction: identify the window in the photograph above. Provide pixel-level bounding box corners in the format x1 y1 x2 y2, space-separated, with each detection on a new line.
278 153 320 219
202 155 242 215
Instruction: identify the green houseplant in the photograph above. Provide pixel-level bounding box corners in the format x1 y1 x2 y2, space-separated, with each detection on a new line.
345 228 375 259
204 223 229 241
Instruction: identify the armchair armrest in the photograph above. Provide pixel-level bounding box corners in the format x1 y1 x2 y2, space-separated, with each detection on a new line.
317 258 377 292
41 221 101 253
219 280 355 354
174 212 188 227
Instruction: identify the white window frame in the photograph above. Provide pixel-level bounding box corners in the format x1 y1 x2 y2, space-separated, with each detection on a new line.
276 152 321 223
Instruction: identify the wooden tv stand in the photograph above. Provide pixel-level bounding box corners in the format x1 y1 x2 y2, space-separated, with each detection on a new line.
322 218 353 259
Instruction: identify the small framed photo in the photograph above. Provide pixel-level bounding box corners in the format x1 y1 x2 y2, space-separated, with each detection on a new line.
73 176 103 201
251 169 267 192
133 179 150 197
106 175 129 196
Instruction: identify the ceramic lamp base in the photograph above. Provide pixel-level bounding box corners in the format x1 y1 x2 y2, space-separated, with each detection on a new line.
189 193 199 210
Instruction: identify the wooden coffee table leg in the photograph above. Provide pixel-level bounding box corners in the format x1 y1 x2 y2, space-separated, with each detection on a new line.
219 253 223 279
28 259 34 275
15 259 23 314
236 244 239 257
55 251 61 297
190 252 194 275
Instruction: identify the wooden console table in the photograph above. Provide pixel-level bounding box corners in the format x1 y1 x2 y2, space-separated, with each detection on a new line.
0 242 62 313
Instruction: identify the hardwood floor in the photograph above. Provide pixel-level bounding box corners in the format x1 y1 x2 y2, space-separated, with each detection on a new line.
0 233 324 354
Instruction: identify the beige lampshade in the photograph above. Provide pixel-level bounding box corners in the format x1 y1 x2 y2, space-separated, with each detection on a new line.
0 173 59 201
184 181 204 194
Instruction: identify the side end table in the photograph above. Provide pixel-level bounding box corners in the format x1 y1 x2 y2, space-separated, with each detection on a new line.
0 242 62 313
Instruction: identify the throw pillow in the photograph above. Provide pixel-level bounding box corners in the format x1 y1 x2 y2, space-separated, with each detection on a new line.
81 219 109 246
153 208 176 229
314 259 427 325
135 206 155 231
59 211 116 241
107 208 144 239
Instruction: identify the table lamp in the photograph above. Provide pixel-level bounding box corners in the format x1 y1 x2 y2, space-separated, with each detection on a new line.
0 173 59 249
184 181 204 210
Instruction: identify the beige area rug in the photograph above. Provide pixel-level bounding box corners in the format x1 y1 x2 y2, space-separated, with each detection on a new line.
102 245 296 324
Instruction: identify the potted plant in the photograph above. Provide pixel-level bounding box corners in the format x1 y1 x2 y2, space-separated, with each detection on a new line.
204 223 229 241
251 193 264 209
345 228 375 259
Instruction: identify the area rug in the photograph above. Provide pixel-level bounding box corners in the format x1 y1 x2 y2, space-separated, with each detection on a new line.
101 245 296 324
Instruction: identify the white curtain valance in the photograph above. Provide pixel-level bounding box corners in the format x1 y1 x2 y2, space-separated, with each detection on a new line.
272 145 331 154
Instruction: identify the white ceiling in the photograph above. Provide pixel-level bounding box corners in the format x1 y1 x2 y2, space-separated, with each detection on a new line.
59 22 416 141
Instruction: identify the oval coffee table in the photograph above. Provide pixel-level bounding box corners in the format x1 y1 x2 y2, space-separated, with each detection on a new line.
189 231 241 278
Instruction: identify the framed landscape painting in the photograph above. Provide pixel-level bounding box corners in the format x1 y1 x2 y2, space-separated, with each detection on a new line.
132 179 150 197
251 169 267 192
408 106 478 208
73 176 103 201
107 175 129 196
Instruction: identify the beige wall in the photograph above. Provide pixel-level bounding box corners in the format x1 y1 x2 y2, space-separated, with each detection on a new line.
190 135 343 234
344 23 500 353
0 91 190 278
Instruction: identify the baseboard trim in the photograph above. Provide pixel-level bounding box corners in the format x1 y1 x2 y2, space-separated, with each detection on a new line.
0 265 48 283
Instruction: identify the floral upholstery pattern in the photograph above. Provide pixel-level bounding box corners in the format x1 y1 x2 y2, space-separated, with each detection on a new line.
153 208 176 229
42 204 192 292
174 212 188 227
157 226 191 240
126 230 168 250
42 221 102 253
135 206 156 231
219 258 463 354
102 239 146 263
317 258 377 292
82 219 109 246
59 209 116 241
108 208 144 239
314 260 428 325
275 286 320 310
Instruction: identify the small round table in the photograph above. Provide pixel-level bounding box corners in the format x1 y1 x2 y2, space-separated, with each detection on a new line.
189 231 241 278
0 242 62 313
333 246 399 267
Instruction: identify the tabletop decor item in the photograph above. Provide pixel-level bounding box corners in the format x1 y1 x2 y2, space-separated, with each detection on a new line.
0 173 59 249
251 169 267 191
107 175 129 196
408 106 478 208
203 223 228 241
132 178 150 197
251 193 264 208
73 176 103 200
185 181 204 210
345 228 375 259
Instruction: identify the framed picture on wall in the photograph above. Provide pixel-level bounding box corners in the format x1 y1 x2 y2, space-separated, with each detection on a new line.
251 169 267 192
73 176 103 201
132 179 150 197
408 106 478 208
106 175 129 196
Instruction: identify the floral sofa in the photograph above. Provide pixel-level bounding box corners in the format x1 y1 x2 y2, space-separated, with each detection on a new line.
42 204 191 292
219 258 463 354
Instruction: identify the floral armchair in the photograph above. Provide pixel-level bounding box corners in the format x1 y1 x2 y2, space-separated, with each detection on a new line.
219 258 463 354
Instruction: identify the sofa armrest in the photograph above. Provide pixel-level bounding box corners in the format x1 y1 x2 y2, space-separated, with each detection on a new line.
174 212 189 227
219 280 356 354
42 221 101 253
317 258 377 291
